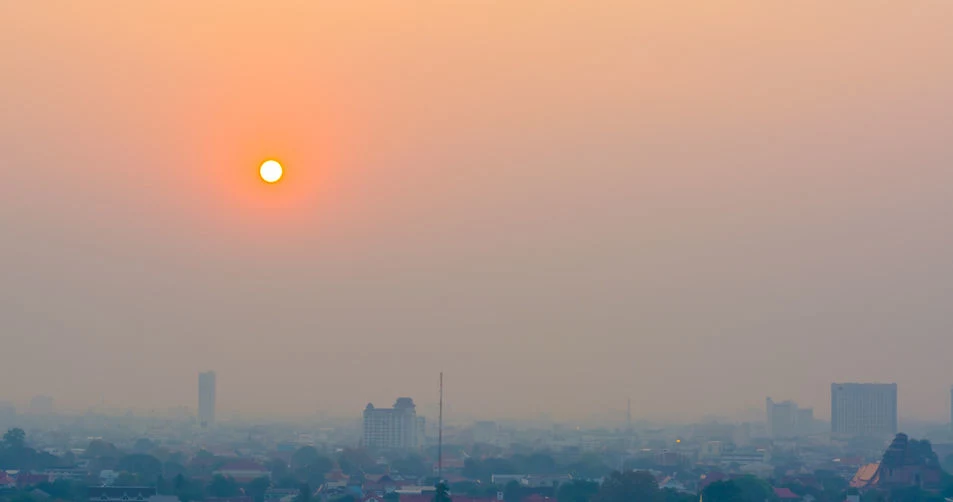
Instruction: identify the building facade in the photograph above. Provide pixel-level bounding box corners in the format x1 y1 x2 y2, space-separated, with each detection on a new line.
831 383 898 437
363 397 418 450
198 371 216 427
766 398 813 438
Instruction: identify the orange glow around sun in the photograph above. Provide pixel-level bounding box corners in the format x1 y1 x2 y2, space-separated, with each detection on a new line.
259 160 283 183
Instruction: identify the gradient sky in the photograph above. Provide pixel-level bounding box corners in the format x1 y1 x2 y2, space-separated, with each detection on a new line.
2 1 953 423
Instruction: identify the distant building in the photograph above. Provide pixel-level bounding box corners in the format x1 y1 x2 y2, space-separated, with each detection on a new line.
850 433 943 491
831 383 898 437
363 397 418 450
212 460 271 482
766 398 813 438
198 371 216 427
415 416 427 447
766 398 797 439
796 407 814 435
950 386 952 432
29 396 53 415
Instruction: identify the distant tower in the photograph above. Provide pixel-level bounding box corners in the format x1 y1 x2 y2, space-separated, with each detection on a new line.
626 398 632 432
950 386 953 431
198 371 216 427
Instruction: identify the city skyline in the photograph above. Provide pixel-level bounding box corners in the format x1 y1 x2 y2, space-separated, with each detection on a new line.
4 2 953 423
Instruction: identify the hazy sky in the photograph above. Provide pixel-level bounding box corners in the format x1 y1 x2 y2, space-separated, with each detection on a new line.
2 1 953 424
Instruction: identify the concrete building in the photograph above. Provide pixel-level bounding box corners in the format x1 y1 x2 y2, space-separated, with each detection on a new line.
766 398 813 438
198 371 216 427
831 383 898 437
363 397 419 450
766 398 798 439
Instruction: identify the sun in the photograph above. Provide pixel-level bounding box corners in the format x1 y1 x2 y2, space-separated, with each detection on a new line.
259 160 283 183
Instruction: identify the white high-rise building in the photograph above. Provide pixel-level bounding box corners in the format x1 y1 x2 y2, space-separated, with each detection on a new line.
363 397 419 450
831 383 897 437
198 371 216 427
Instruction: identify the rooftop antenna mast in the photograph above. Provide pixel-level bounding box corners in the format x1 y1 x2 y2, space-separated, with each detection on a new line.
438 371 444 484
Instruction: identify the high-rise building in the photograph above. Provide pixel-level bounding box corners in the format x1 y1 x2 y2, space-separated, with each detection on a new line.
29 396 53 415
766 398 814 438
831 383 898 437
950 386 952 431
796 407 814 435
363 397 419 450
198 371 216 427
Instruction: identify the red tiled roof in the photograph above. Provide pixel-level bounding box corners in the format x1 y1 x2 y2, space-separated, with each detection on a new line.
850 463 880 489
774 488 799 499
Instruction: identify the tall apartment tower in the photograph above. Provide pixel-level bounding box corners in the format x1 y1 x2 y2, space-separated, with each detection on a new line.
363 397 419 450
198 371 216 427
831 383 897 437
766 398 798 439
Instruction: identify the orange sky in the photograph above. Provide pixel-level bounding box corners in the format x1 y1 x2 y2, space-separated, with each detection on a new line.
2 1 953 423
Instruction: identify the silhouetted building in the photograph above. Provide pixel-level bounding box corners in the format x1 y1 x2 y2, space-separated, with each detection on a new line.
198 371 216 427
363 397 418 450
831 383 897 437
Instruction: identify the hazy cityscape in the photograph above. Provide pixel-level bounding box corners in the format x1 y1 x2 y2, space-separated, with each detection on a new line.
5 1 953 502
2 377 953 502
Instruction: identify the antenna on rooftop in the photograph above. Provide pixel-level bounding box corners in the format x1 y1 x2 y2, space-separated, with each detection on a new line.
438 371 444 484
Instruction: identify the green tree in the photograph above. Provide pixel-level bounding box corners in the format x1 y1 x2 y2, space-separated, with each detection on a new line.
731 476 775 502
433 481 451 502
593 470 659 502
291 447 333 485
208 475 240 498
503 480 522 502
556 479 600 502
295 483 312 502
118 454 163 483
163 461 188 479
85 440 121 459
266 458 291 481
702 481 744 502
247 477 271 502
174 474 204 502
2 429 26 450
